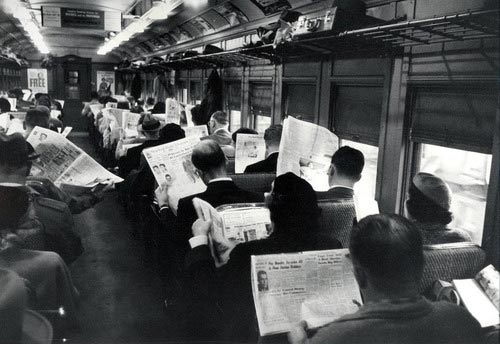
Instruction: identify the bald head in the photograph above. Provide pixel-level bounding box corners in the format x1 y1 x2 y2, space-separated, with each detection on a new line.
191 140 226 174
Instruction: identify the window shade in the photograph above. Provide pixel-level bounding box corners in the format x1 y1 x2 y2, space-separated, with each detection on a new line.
190 81 202 103
284 84 316 123
333 85 383 145
227 82 241 110
411 87 497 153
250 83 272 116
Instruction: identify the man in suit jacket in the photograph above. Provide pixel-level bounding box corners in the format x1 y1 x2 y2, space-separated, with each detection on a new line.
317 146 364 201
244 124 282 173
202 111 234 158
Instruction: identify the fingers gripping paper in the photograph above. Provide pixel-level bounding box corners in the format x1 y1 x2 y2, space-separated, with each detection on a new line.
277 117 339 191
251 249 362 336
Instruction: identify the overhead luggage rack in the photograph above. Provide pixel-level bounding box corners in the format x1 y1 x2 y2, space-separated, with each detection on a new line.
121 9 499 71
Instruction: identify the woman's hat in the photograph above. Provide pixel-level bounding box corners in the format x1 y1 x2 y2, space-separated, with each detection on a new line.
271 172 319 213
0 268 53 344
137 113 161 132
412 172 452 210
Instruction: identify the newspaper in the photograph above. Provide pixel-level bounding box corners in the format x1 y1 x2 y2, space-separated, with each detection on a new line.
50 110 61 119
184 125 208 139
142 136 206 211
106 102 117 109
0 113 10 131
185 104 195 127
251 249 362 336
6 118 25 135
27 126 123 187
102 108 128 128
54 99 65 108
235 134 266 173
90 103 104 116
122 112 141 138
166 98 181 124
277 117 339 191
7 97 17 110
61 126 72 138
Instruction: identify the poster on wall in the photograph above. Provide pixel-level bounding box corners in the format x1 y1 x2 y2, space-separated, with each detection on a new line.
27 68 48 94
96 71 115 96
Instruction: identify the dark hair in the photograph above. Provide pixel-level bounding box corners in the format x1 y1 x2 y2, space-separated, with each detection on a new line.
211 111 228 125
151 102 165 114
264 125 282 146
117 101 129 110
191 140 226 172
406 183 453 225
159 123 185 144
0 98 11 113
191 105 203 125
331 146 364 178
90 91 99 99
232 127 258 143
100 96 117 105
52 100 62 111
146 97 155 106
350 214 424 285
37 95 51 108
266 172 321 237
26 109 50 129
0 186 29 229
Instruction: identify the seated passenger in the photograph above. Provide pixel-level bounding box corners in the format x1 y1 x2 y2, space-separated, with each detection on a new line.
405 172 471 244
317 146 364 201
244 124 282 173
0 97 11 113
289 214 482 344
202 111 234 158
231 127 258 146
185 172 342 341
24 108 50 138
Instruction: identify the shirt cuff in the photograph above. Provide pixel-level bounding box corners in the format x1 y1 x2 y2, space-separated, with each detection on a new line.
189 235 208 249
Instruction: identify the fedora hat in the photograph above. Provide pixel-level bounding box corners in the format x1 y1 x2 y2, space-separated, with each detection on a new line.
0 133 38 168
137 113 161 133
0 268 53 344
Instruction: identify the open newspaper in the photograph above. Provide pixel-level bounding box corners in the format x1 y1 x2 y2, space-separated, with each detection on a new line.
277 116 339 191
50 110 61 119
90 103 104 116
7 97 17 110
61 126 72 138
452 264 499 327
184 125 208 139
235 134 266 173
27 126 123 188
6 118 25 135
192 198 271 267
251 249 362 336
122 112 141 138
166 98 181 124
143 136 206 212
102 108 128 128
0 113 10 131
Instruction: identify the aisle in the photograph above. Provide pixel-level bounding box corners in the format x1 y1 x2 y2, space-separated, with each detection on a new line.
67 134 174 343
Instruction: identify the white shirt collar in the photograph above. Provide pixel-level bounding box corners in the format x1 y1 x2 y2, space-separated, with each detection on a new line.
214 127 229 134
0 182 24 187
330 185 354 191
208 177 232 184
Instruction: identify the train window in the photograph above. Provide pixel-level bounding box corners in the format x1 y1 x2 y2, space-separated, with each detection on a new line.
283 83 316 122
340 140 378 200
416 144 492 245
190 81 202 105
250 83 272 133
177 80 187 103
226 82 241 132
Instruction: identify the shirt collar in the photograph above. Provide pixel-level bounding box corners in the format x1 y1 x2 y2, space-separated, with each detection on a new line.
208 177 232 184
0 182 24 187
330 185 354 191
214 128 229 134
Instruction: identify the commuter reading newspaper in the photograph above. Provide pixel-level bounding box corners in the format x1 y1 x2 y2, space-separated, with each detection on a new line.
251 249 362 336
27 126 123 188
143 136 206 211
192 198 271 267
277 116 339 191
103 108 128 128
122 112 141 138
166 98 181 124
184 125 208 139
235 134 266 173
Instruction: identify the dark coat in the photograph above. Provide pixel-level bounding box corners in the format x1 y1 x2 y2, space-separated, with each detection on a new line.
119 139 160 176
316 186 354 201
244 152 279 173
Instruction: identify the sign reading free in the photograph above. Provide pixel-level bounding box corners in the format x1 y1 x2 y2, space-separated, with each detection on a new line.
42 6 121 31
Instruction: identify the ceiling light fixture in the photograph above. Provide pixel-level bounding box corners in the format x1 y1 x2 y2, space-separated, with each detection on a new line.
97 0 183 56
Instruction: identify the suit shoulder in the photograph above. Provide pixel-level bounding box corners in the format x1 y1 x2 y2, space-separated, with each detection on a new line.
34 196 70 213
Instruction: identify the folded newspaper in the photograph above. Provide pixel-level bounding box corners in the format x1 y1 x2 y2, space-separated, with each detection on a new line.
193 198 271 267
277 116 339 191
235 134 266 173
143 136 206 212
251 249 362 336
27 126 123 188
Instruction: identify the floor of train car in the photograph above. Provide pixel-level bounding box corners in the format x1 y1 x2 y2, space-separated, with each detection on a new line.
66 133 182 343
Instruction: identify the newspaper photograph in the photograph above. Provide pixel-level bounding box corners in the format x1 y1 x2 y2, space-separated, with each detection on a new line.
235 134 266 173
184 125 208 139
251 249 362 336
143 136 206 211
122 112 141 138
277 116 339 191
27 126 123 187
165 98 181 124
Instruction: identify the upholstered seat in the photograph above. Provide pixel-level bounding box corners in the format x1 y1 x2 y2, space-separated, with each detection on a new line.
317 200 356 248
229 173 275 193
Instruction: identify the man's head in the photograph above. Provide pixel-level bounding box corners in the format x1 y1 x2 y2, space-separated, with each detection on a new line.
208 111 229 134
231 127 258 145
137 114 160 139
191 139 227 183
90 91 99 100
0 98 11 113
35 95 51 108
328 146 364 188
0 133 35 184
25 109 50 136
349 214 424 299
264 125 282 156
257 270 268 291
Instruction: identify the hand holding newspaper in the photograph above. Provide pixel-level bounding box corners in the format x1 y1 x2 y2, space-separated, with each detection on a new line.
235 134 266 173
277 116 339 191
27 126 123 188
251 249 362 336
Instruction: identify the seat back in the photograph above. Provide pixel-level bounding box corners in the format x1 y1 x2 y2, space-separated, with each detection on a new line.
229 173 275 193
419 242 486 293
317 200 356 248
226 158 235 174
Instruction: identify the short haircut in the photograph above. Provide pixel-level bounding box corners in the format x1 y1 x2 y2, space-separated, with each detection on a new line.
0 98 11 113
37 95 51 108
151 102 165 114
191 140 226 172
232 127 258 143
90 91 99 99
350 214 424 285
211 111 229 125
331 146 364 178
25 109 50 129
264 125 282 146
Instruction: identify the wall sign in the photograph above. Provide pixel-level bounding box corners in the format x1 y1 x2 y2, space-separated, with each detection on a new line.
27 68 48 94
96 71 115 96
42 6 121 31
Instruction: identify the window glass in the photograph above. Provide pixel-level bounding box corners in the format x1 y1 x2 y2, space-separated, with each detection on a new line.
190 81 202 104
418 144 492 245
230 110 241 132
340 140 378 200
250 83 272 133
283 84 315 122
255 115 271 134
